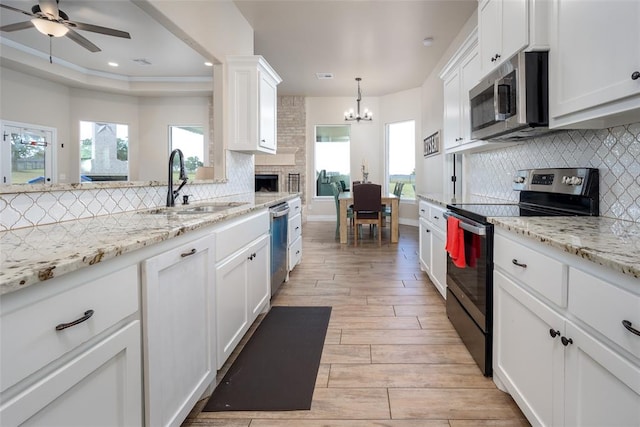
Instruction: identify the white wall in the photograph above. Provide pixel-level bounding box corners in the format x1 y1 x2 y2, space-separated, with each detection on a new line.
1 66 212 183
420 9 478 195
380 87 422 224
143 0 254 61
305 89 422 224
305 96 381 218
69 88 139 182
0 67 71 180
138 96 210 181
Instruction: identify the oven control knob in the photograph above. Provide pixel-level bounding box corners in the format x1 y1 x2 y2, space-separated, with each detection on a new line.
570 176 583 185
562 176 569 184
513 176 526 184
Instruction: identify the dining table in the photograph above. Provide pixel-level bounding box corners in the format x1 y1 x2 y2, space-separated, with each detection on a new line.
338 192 400 244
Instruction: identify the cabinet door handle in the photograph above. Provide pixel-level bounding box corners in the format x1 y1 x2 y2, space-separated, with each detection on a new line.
55 309 94 331
632 71 640 81
426 228 430 233
181 248 197 258
561 336 573 346
512 259 527 268
433 216 439 220
549 329 561 338
420 209 426 213
622 320 640 336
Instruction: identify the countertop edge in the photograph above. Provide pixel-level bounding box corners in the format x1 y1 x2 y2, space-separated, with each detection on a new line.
0 193 299 296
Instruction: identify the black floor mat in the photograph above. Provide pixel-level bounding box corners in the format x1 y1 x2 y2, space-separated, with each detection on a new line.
203 306 332 412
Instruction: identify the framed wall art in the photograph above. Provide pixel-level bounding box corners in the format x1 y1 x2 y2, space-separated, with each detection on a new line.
423 131 440 157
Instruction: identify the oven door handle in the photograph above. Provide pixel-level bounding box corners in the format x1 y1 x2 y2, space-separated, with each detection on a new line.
443 212 487 236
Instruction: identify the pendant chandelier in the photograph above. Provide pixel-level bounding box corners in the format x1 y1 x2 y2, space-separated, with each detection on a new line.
344 77 372 122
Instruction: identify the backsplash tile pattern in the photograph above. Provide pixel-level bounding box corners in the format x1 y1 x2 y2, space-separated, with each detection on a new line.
0 150 254 231
467 122 640 222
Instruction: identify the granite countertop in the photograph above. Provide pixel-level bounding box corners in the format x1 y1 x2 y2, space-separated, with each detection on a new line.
0 192 298 296
490 216 640 279
417 193 514 207
417 192 640 280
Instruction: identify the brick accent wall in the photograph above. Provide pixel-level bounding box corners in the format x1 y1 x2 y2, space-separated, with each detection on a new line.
256 96 307 203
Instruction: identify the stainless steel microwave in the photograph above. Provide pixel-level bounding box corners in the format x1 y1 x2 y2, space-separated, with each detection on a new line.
469 50 552 142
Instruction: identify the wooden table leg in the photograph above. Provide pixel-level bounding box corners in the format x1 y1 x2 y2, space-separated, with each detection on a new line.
391 198 399 243
339 198 348 244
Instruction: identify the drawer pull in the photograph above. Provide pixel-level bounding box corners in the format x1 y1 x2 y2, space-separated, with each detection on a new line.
181 248 197 258
622 320 640 336
561 336 573 346
549 329 560 338
512 259 527 268
55 309 94 331
433 216 439 220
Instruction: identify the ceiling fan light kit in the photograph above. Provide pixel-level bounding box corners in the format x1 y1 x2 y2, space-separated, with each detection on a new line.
344 77 373 122
31 18 68 37
1 0 131 55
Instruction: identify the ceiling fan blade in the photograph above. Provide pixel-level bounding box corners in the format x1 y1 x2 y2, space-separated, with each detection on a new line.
65 28 101 52
38 0 59 19
0 3 35 18
0 21 35 32
68 21 131 39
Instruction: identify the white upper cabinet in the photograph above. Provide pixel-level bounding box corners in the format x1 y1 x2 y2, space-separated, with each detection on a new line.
440 29 481 152
478 0 549 76
226 56 282 154
479 0 528 73
549 0 640 129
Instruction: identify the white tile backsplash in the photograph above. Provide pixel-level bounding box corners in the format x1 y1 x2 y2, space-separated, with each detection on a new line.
467 122 640 222
0 150 254 231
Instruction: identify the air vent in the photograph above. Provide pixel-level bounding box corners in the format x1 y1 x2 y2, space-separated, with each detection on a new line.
315 72 334 79
133 58 152 66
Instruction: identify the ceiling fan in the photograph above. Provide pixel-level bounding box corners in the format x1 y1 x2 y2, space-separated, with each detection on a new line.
0 0 131 53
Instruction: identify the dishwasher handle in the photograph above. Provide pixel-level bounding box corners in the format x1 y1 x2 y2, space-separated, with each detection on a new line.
270 203 290 218
443 211 487 236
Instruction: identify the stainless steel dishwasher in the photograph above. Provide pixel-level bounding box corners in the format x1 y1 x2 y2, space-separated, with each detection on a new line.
269 202 289 295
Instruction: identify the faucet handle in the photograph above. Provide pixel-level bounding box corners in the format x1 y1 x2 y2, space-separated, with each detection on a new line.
182 195 191 205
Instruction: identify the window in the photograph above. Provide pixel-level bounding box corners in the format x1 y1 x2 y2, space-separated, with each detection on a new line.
386 120 416 200
1 122 55 185
314 125 350 197
170 126 205 181
80 121 129 182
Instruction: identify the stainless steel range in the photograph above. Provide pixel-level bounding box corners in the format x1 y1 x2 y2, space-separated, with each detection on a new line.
444 167 599 376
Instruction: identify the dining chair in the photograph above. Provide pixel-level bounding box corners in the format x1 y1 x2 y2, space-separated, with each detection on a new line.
330 182 352 239
352 183 383 246
382 182 404 226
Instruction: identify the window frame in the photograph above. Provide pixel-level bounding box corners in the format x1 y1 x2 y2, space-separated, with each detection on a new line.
313 124 351 198
384 119 416 201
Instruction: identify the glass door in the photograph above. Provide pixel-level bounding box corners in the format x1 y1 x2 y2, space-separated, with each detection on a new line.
1 122 55 185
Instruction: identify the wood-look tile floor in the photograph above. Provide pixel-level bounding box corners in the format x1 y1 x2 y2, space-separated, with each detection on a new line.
183 222 530 427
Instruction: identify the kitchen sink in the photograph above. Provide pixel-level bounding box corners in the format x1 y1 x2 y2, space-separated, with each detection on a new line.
140 202 249 216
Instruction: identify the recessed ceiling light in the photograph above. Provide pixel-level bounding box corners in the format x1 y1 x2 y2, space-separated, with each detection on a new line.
108 62 119 67
422 37 434 47
204 61 213 67
316 72 334 80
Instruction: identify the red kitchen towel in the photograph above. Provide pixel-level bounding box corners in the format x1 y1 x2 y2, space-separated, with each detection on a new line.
468 233 482 268
445 216 466 268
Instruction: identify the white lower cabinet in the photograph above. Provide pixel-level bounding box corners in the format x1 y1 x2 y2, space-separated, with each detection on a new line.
564 321 640 426
1 321 141 427
142 235 216 427
287 196 302 272
494 230 640 427
418 200 447 298
494 270 564 426
0 264 142 427
214 210 270 369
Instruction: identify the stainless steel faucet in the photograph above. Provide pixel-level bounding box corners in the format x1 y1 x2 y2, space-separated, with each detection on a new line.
167 149 188 207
